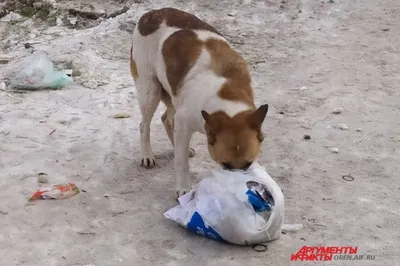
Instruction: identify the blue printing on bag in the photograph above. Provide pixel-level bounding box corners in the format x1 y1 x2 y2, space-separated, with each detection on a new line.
187 211 224 242
246 190 272 212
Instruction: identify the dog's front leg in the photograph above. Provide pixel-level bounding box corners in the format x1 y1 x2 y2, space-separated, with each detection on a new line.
173 113 192 198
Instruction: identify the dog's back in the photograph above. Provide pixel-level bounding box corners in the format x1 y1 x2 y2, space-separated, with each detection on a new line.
131 8 256 129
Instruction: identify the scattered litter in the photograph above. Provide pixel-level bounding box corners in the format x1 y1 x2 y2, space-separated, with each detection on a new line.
332 123 348 130
303 134 311 140
253 244 267 252
330 147 339 153
49 129 56 135
29 183 79 201
112 113 131 119
381 28 390 31
356 128 363 132
164 162 289 245
10 51 73 90
332 107 343 114
37 173 49 184
342 175 354 182
300 86 309 90
104 194 109 198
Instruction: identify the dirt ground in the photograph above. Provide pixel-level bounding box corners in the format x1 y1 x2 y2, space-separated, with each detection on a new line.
0 0 399 265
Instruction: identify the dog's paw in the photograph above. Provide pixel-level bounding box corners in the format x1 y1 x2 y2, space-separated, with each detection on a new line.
189 147 195 158
141 156 156 168
175 187 189 200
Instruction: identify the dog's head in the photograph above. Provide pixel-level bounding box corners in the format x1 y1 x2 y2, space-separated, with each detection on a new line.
201 104 268 170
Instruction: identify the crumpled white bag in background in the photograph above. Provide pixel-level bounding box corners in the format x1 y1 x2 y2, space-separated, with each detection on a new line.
164 162 301 246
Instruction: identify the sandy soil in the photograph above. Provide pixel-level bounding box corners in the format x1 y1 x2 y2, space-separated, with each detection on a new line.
1 0 399 265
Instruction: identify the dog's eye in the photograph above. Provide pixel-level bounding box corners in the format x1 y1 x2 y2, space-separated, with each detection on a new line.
222 162 233 170
243 161 253 170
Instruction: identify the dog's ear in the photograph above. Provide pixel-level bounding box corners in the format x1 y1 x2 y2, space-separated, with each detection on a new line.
247 104 268 143
201 110 210 122
201 110 218 145
248 104 268 129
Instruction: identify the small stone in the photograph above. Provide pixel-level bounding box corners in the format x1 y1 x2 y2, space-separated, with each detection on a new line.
330 147 339 153
300 86 309 90
37 173 49 183
332 123 348 130
113 113 131 119
104 194 109 198
33 2 43 9
356 128 363 132
303 135 311 140
332 107 343 114
82 81 98 89
24 43 33 49
56 17 63 26
68 17 77 25
0 82 6 91
228 11 238 16
253 244 267 252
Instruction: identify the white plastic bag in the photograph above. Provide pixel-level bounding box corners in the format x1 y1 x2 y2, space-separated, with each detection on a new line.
164 162 285 245
10 51 72 90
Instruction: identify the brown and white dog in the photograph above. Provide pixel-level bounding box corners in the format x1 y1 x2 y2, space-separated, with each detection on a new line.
130 8 269 198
